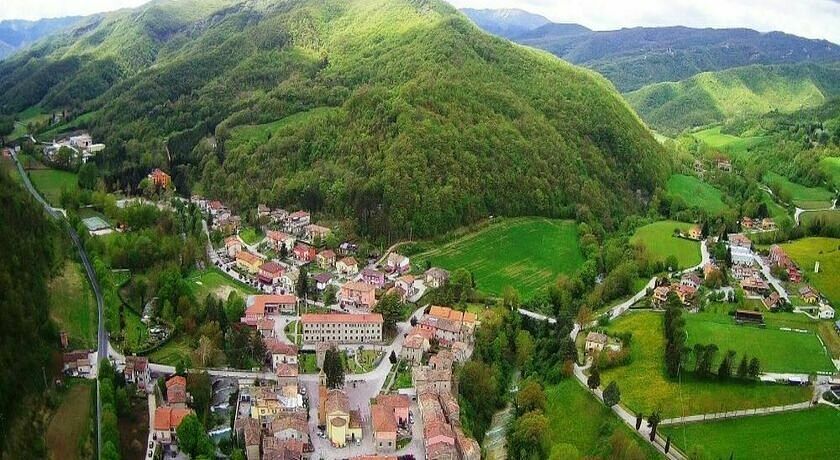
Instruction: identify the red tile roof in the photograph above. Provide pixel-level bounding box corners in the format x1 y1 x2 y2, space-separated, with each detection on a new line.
154 407 192 431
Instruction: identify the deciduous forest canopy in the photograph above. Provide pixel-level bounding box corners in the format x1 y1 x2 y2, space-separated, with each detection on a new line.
0 0 668 239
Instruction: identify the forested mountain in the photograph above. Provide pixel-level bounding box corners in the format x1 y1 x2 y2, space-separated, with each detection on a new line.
626 62 840 135
461 9 840 92
459 8 552 39
0 170 60 458
0 0 668 239
0 16 83 60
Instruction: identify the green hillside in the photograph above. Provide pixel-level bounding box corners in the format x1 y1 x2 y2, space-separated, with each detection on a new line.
626 63 840 135
0 0 668 239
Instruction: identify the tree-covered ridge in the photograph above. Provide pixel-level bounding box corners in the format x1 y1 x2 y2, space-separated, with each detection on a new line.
0 0 668 239
626 63 840 135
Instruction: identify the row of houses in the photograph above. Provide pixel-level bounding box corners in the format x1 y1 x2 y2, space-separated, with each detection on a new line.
741 216 776 232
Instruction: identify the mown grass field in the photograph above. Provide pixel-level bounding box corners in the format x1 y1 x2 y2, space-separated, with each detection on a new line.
781 237 840 307
666 174 729 214
599 312 812 418
49 261 96 349
544 379 660 459
29 168 78 206
692 126 768 158
685 305 834 373
188 267 257 301
631 220 701 269
46 381 93 460
662 406 840 460
819 156 840 191
800 209 840 227
764 171 834 209
413 217 584 298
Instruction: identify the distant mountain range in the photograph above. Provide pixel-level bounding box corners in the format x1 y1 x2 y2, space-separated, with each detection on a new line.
458 8 551 39
0 16 83 60
461 9 840 92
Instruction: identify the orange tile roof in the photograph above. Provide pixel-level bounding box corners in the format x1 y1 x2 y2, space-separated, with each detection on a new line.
236 251 263 265
371 404 397 435
341 280 374 293
245 294 297 316
301 313 383 324
154 406 192 431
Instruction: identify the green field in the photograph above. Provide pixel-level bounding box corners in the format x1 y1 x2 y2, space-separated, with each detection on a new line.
412 217 584 298
761 191 789 220
10 106 50 139
148 335 193 366
819 156 840 191
685 305 834 373
666 174 729 214
662 406 840 460
692 126 768 158
781 237 840 306
187 267 257 301
631 220 701 269
600 312 812 418
28 168 79 206
46 381 93 460
800 209 840 227
764 172 834 209
239 227 264 245
544 379 660 459
49 262 96 348
226 107 339 151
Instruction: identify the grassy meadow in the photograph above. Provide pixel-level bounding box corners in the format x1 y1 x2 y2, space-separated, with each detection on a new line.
819 156 840 191
46 381 93 460
239 227 264 245
413 217 585 298
631 220 701 269
799 209 840 227
599 312 812 418
662 406 840 460
781 237 840 306
49 261 97 349
28 168 79 206
692 126 768 157
187 267 257 301
764 171 834 209
666 174 729 214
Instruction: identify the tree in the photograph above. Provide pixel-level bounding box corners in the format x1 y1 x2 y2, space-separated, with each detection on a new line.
587 368 601 390
188 372 213 427
389 351 397 364
502 285 520 310
603 381 620 407
665 255 679 271
717 350 736 380
324 284 337 305
737 355 749 379
748 357 761 379
323 347 345 389
193 335 221 368
635 412 642 430
450 268 472 302
647 410 662 441
296 266 309 299
373 292 404 337
508 410 549 460
515 380 546 415
78 162 99 190
514 330 535 369
176 414 215 458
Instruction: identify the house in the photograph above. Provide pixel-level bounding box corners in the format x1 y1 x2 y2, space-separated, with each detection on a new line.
818 304 835 320
728 233 752 249
69 134 93 149
732 265 759 281
451 341 470 362
216 214 241 235
287 210 311 232
270 412 309 442
761 218 776 231
717 159 732 172
257 318 275 338
401 327 432 363
148 168 171 189
741 277 770 296
338 241 358 255
258 261 285 285
361 268 386 289
304 224 332 242
62 350 92 377
769 245 794 268
584 332 608 354
208 200 225 215
395 275 416 299
336 257 359 276
257 204 270 218
339 281 377 310
419 306 478 344
787 267 802 283
680 272 702 290
275 363 299 388
693 159 705 174
153 407 193 445
730 245 754 266
652 286 670 305
324 389 362 447
124 356 150 391
267 231 296 254
301 313 383 344
413 365 452 394
674 284 697 306
242 295 298 324
270 208 289 223
266 339 298 369
734 310 764 325
314 272 333 291
250 386 304 424
762 292 781 310
688 225 702 240
372 403 398 452
385 253 410 274
703 262 720 281
224 236 242 257
234 417 261 460
424 267 450 289
236 251 264 274
375 394 410 426
741 217 754 230
166 375 189 407
293 243 316 263
799 286 819 304
316 250 336 270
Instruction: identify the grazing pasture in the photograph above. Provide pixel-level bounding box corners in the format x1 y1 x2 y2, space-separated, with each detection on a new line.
630 220 701 269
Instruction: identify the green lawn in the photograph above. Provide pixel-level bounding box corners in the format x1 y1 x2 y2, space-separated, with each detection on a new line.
122 307 149 351
781 237 840 307
800 209 840 227
28 168 78 206
187 267 257 301
49 261 96 349
764 172 834 209
413 217 585 298
393 361 413 389
685 306 834 373
148 335 193 366
631 220 701 269
299 353 319 374
544 379 660 459
226 107 339 151
10 106 50 139
666 174 729 214
662 406 840 460
238 227 264 245
761 191 789 220
692 126 768 158
46 381 93 460
819 156 840 191
600 312 812 418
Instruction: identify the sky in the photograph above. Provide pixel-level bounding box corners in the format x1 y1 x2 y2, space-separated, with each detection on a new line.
1 0 838 44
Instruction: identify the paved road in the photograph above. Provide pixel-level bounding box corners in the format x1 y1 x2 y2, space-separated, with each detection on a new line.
11 152 107 459
659 401 813 426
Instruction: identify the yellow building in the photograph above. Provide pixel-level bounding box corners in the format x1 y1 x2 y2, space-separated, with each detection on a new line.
236 251 264 274
324 389 362 446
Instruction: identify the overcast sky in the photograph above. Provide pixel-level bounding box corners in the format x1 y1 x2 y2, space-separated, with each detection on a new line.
2 0 839 44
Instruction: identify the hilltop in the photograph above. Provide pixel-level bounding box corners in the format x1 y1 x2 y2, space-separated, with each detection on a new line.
459 8 554 39
625 63 840 134
0 0 668 239
0 16 83 60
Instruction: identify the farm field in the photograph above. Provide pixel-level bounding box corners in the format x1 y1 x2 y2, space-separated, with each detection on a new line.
28 168 78 206
412 217 584 298
781 237 840 306
684 306 834 373
599 312 812 418
46 381 93 460
49 261 96 348
799 209 840 227
544 379 660 459
666 174 729 214
188 267 257 301
630 220 701 269
764 171 834 209
662 406 840 460
692 126 768 158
